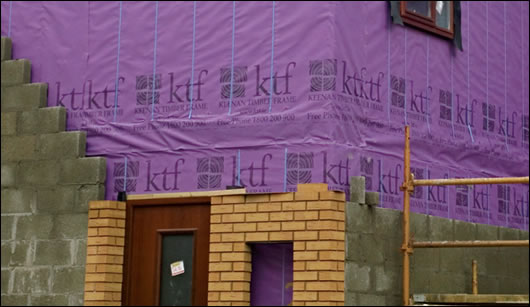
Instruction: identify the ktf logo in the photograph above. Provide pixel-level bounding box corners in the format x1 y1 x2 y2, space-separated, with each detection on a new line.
56 78 125 111
230 154 273 188
220 62 296 100
145 159 186 192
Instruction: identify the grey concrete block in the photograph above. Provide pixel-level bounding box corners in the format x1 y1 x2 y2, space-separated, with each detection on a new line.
8 241 32 267
350 176 366 204
31 295 69 306
33 240 72 266
412 248 440 272
69 293 85 306
454 219 476 240
346 202 375 234
1 242 11 266
410 212 429 241
1 135 37 162
344 292 357 306
359 233 384 264
59 157 106 185
51 213 88 239
498 226 520 240
358 294 385 306
428 215 454 241
1 83 47 112
1 163 17 187
429 272 466 293
1 294 29 306
365 191 380 206
382 238 402 267
19 160 60 187
374 207 402 239
12 268 50 294
1 188 34 213
1 216 14 240
345 233 362 262
385 295 401 307
345 262 370 292
475 223 498 240
36 186 75 213
15 215 54 240
439 248 472 274
1 59 30 87
52 267 85 294
38 131 86 160
477 273 499 294
1 112 16 136
410 268 432 293
1 37 12 61
18 107 66 135
374 266 399 293
75 184 105 212
1 269 10 294
75 239 87 266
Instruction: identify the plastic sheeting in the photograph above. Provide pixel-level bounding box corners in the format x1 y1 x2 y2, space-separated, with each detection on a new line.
1 1 528 230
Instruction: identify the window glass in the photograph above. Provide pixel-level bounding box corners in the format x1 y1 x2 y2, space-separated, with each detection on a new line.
406 1 431 18
435 1 450 30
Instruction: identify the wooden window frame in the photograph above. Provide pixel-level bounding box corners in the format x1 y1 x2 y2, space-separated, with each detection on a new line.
400 1 454 39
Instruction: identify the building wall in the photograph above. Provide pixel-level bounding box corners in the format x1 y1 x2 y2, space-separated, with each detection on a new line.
1 37 106 306
345 204 530 306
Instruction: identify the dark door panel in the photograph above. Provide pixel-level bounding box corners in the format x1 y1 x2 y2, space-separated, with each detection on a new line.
123 200 210 306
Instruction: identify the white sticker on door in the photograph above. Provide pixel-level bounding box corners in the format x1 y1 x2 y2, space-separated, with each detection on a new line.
170 260 185 276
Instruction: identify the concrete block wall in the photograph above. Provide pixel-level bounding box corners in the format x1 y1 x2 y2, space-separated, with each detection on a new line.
1 36 107 306
345 180 529 306
208 183 346 306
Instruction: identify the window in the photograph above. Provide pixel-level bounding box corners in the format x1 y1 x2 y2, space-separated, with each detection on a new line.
400 1 454 39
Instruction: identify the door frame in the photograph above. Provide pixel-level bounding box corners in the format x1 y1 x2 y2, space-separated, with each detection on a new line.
122 197 210 306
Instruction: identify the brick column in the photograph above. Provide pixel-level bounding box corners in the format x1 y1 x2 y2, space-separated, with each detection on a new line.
208 183 345 306
83 201 126 306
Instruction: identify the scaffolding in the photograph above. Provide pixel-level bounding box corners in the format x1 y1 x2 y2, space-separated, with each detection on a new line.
400 126 530 306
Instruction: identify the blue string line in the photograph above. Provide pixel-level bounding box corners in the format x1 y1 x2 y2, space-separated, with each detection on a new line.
522 2 526 133
283 148 287 192
8 1 12 37
151 1 159 121
486 2 490 146
450 53 455 139
387 21 391 122
486 184 489 225
123 156 128 192
228 1 236 115
188 1 197 119
113 1 123 123
237 149 241 186
466 4 474 143
404 27 408 126
422 165 431 215
268 1 276 113
379 159 383 207
426 36 431 134
503 2 508 151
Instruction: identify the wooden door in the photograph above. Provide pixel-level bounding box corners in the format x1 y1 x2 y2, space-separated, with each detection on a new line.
123 198 210 306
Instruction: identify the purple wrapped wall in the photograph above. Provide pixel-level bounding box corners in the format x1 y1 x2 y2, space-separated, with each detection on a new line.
1 1 528 230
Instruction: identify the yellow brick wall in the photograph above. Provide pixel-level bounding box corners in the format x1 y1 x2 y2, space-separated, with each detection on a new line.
208 183 346 306
84 201 126 306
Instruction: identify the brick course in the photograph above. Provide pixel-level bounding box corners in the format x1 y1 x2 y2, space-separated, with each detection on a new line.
83 201 126 306
208 184 345 306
